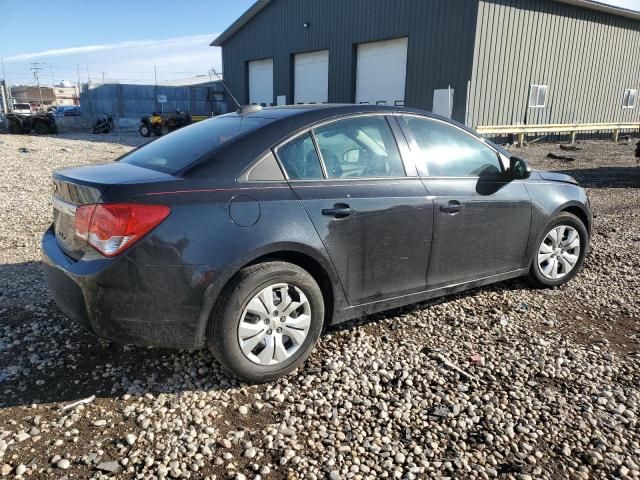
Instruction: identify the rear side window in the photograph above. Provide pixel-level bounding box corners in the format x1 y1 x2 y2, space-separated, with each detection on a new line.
399 116 502 177
313 116 405 178
120 115 272 174
277 132 324 180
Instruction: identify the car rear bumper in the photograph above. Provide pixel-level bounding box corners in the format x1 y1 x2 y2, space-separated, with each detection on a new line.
41 227 211 349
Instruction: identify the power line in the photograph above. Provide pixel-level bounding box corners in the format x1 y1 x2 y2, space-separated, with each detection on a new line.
30 63 44 107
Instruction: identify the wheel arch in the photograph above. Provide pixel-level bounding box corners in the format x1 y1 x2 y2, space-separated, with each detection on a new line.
555 201 592 235
243 250 335 327
198 243 343 348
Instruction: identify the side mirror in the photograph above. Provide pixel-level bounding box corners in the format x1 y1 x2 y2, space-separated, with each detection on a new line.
510 156 531 179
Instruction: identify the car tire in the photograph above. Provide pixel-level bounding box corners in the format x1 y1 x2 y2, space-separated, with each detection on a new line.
8 121 21 134
139 124 151 137
526 212 588 288
208 261 324 382
33 122 48 135
160 126 170 136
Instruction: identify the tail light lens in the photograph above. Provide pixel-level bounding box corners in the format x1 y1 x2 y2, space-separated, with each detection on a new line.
74 203 170 257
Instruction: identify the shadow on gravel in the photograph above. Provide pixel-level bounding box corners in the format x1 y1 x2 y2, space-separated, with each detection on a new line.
0 262 524 408
0 259 529 409
0 261 238 409
553 166 640 188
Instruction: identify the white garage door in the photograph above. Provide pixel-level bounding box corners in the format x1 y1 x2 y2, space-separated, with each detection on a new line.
355 37 408 106
249 58 273 106
294 50 329 104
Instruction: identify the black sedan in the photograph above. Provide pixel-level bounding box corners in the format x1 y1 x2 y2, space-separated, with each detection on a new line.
42 104 592 381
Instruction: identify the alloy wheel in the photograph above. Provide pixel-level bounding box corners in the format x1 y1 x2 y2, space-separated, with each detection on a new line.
237 283 312 365
537 225 581 280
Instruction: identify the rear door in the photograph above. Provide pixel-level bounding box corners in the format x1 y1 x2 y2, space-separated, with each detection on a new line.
275 114 434 305
397 115 532 288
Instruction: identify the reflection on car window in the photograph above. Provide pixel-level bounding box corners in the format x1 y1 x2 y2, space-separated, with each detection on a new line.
400 116 502 177
313 116 405 178
120 115 273 174
277 133 324 180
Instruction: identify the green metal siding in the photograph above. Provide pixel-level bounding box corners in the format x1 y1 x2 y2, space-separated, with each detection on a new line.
219 0 479 123
469 0 640 127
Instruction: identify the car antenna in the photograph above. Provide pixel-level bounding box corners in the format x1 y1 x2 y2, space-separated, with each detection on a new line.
209 66 241 111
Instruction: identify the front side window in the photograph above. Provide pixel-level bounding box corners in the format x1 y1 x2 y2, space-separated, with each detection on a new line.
399 116 502 177
529 85 548 108
623 89 638 109
313 116 405 178
277 132 323 180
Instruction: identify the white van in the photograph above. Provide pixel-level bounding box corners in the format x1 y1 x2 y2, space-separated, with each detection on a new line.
12 103 32 115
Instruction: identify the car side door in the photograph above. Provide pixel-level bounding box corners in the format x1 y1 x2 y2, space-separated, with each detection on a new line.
397 115 532 288
275 114 434 306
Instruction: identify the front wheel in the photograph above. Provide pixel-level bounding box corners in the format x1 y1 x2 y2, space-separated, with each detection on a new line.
139 124 151 137
526 212 588 288
208 262 324 382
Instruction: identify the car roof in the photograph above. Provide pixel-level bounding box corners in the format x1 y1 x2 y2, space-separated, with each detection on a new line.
189 103 481 179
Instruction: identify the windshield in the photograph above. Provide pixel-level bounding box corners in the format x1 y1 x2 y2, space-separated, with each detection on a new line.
120 115 273 174
14 104 30 110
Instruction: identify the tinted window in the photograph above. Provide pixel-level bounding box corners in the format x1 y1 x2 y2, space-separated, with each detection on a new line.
400 116 502 177
120 116 272 174
313 116 405 178
277 133 323 180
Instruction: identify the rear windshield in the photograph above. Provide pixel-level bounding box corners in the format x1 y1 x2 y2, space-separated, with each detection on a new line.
120 116 273 174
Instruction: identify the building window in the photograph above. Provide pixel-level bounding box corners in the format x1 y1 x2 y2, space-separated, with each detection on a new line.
528 85 548 108
623 89 637 109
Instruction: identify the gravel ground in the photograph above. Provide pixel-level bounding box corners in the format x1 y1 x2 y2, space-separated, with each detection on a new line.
0 132 638 480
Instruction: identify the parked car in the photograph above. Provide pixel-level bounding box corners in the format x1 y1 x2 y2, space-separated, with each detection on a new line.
63 106 82 117
42 104 592 381
12 103 32 115
139 110 192 137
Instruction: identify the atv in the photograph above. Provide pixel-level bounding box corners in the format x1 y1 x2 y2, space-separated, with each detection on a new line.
6 112 57 135
139 110 192 137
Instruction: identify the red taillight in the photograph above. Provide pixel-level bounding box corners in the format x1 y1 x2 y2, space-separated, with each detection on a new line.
74 203 170 257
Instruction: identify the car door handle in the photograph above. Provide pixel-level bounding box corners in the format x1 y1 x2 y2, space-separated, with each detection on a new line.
322 203 351 218
440 201 464 214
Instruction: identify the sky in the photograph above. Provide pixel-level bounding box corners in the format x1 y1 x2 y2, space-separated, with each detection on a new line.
1 0 639 87
0 0 254 86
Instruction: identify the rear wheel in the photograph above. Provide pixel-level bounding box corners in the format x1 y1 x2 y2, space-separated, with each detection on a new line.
139 124 151 137
160 125 170 136
526 212 588 288
208 261 324 382
8 121 21 134
33 121 48 135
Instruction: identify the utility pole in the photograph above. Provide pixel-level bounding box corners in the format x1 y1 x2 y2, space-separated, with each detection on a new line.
76 64 81 106
101 71 105 84
208 68 214 115
30 63 44 109
154 65 158 112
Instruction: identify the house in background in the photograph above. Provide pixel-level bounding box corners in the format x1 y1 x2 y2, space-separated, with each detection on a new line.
211 0 640 128
10 85 56 109
53 85 80 106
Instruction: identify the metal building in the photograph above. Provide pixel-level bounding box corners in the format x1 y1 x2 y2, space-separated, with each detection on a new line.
211 0 640 128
